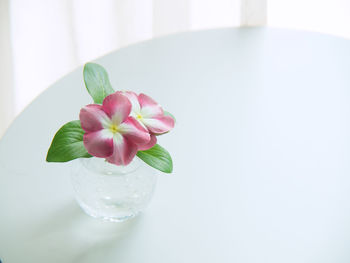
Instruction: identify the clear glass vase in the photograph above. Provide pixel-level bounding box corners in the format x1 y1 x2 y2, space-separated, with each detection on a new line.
71 157 158 222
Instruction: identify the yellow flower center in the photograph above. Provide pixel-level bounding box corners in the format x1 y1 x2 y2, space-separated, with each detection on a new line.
136 114 143 120
109 124 119 134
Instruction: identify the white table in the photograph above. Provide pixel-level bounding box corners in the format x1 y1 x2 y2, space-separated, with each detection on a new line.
1 28 350 262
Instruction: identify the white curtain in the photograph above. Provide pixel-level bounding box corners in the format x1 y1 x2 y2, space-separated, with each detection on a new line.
0 0 266 136
268 0 350 39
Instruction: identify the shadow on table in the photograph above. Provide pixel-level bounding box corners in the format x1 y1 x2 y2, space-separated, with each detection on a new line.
24 201 142 262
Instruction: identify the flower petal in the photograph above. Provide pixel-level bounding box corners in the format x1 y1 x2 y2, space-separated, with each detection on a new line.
79 104 111 132
138 93 163 118
102 92 131 124
106 133 138 165
118 117 151 145
122 91 141 113
142 115 175 134
138 134 157 151
83 129 114 157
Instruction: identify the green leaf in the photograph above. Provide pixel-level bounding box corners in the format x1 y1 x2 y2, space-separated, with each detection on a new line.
83 62 115 104
136 144 173 173
46 120 92 162
163 110 176 122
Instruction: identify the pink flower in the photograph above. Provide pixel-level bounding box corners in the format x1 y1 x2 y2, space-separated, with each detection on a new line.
123 92 175 150
79 92 151 165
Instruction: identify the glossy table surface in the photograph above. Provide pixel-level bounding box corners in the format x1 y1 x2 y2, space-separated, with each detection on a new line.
1 28 350 262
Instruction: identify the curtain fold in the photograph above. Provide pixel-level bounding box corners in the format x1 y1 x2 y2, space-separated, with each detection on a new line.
0 0 267 137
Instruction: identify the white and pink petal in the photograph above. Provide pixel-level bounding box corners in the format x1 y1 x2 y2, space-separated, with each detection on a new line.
102 92 131 124
83 129 114 158
141 115 175 134
79 104 111 132
122 91 141 113
138 134 157 151
106 134 138 166
138 93 163 118
118 117 150 145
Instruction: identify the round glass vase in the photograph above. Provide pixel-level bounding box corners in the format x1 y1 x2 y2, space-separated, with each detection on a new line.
71 156 158 222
